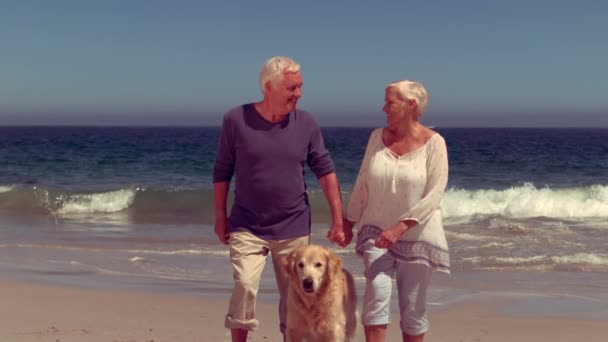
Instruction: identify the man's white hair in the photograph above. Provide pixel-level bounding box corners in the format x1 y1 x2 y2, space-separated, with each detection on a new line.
259 56 301 93
387 80 429 117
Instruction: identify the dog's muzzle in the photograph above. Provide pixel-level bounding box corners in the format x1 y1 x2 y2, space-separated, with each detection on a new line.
302 278 314 293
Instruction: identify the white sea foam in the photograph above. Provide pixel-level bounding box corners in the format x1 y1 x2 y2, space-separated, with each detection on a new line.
486 255 547 265
488 219 529 234
0 185 15 193
442 183 608 219
353 275 367 282
478 241 515 248
551 253 608 266
55 189 136 215
463 253 608 270
126 249 229 256
328 247 357 254
129 256 149 263
3 243 229 257
445 231 489 241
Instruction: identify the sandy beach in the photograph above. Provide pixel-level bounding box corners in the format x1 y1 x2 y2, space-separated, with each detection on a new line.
1 280 606 342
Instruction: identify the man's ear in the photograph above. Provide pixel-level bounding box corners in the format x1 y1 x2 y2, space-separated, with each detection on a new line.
264 80 274 94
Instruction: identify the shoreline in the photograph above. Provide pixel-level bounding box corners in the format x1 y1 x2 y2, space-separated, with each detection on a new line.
1 280 606 342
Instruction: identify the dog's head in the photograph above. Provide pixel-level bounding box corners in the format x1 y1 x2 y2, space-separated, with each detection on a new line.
283 244 342 295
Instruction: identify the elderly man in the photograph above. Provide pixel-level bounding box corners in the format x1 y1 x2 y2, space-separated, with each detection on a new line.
213 56 349 342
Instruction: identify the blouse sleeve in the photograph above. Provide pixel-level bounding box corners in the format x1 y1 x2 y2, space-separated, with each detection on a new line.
398 135 449 225
345 128 380 222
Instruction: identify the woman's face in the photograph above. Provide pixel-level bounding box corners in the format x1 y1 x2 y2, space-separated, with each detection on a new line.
383 87 407 127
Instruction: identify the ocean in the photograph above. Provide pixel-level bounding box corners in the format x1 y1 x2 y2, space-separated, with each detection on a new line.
1 126 607 317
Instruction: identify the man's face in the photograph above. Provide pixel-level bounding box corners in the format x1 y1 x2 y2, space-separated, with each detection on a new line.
268 71 303 115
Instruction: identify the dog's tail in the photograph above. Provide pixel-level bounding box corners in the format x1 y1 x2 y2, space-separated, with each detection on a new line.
343 269 358 340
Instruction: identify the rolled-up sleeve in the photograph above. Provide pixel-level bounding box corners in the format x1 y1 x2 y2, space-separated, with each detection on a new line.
307 125 335 178
398 135 449 225
212 114 236 183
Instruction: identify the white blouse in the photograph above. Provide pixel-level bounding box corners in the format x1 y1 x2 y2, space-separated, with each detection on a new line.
346 128 450 273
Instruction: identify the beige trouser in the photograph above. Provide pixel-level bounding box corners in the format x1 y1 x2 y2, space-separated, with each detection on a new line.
224 231 309 333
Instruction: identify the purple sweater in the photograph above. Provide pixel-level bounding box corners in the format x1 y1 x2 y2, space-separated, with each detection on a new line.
213 103 335 239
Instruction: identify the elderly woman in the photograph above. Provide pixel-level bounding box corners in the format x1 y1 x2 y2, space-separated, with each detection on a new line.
343 80 450 342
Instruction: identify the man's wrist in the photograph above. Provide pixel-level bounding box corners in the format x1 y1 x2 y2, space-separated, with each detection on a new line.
330 207 343 225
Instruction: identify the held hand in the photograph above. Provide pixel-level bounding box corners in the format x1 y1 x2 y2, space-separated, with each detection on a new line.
341 219 355 247
375 222 408 249
214 216 229 245
327 222 345 247
327 220 354 248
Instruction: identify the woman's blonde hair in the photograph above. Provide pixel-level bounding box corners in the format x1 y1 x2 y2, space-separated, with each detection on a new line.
387 80 429 117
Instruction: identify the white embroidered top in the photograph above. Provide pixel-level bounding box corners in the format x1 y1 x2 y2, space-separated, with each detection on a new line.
346 128 450 272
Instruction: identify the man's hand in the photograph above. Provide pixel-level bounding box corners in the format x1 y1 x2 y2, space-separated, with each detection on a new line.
375 221 409 249
213 182 231 245
327 220 353 248
214 215 229 245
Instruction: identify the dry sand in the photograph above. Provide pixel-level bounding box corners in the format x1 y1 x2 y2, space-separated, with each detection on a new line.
1 280 605 342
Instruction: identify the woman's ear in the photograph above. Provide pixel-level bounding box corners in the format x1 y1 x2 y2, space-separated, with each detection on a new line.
404 98 415 110
407 99 420 118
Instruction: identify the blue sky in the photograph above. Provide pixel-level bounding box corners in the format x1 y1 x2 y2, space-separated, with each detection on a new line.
1 0 607 126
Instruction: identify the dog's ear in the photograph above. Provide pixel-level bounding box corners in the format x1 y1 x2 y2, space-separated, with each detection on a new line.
283 252 295 279
327 249 342 280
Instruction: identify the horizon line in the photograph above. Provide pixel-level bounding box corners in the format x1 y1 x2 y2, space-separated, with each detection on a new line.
1 124 608 129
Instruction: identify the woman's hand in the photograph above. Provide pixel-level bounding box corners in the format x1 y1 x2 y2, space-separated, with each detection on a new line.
375 221 411 248
341 219 355 247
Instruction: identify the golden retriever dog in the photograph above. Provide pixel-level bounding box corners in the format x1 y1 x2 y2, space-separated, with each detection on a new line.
283 244 357 342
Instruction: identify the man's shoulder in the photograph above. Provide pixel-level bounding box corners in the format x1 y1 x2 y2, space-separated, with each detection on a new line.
294 107 314 118
223 104 249 120
293 108 320 127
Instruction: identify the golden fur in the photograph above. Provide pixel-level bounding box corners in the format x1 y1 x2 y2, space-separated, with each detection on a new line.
283 244 357 342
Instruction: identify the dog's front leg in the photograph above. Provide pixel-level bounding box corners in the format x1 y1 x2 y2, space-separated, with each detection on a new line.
319 326 345 342
285 328 304 342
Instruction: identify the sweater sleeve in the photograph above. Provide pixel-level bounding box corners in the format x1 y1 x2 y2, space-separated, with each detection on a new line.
212 113 236 183
307 121 335 178
345 128 380 222
398 135 449 225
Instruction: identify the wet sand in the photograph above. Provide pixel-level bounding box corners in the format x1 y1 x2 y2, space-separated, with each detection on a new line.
1 280 606 342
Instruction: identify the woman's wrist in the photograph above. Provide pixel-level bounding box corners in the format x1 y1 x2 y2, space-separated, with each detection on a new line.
397 220 415 233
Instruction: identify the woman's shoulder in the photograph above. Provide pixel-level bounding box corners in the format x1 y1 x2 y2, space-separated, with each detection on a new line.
361 128 384 151
422 127 445 144
422 126 438 138
425 131 447 155
417 128 446 156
